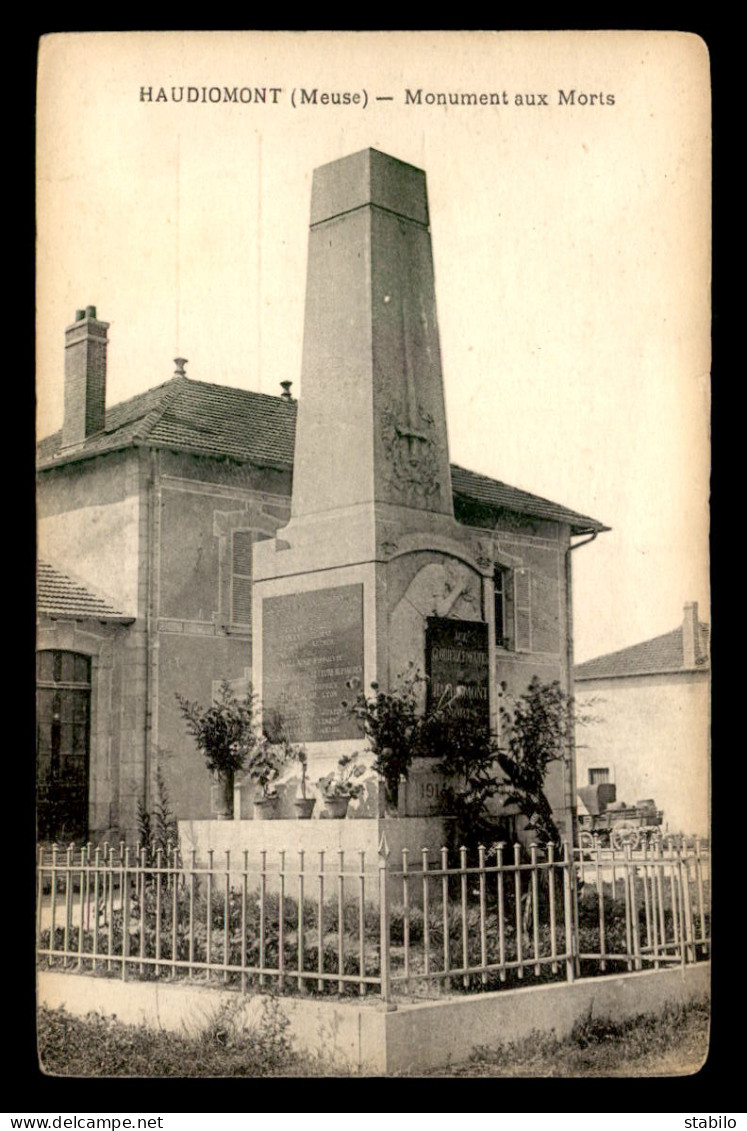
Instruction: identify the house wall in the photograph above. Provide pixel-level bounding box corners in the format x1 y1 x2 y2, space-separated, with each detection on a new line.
490 518 570 836
37 450 149 842
575 671 710 836
152 450 292 821
36 451 142 617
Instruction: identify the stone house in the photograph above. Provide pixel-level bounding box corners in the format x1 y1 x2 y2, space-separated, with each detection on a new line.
574 602 710 837
36 151 607 845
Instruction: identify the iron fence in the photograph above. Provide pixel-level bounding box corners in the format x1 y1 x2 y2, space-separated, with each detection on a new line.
36 836 710 1005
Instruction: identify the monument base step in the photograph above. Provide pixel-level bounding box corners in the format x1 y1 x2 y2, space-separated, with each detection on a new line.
177 816 450 906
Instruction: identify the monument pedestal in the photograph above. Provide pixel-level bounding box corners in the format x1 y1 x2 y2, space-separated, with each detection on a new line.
177 816 451 906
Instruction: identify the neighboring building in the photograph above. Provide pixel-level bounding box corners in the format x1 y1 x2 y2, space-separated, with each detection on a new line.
574 602 710 837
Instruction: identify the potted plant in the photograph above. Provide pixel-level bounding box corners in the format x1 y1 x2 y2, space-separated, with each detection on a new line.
244 734 289 819
176 681 257 820
293 746 315 819
318 752 366 819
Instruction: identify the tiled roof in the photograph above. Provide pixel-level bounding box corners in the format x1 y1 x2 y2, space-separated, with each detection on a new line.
36 377 298 470
575 624 710 680
450 464 608 535
37 560 133 622
37 377 606 534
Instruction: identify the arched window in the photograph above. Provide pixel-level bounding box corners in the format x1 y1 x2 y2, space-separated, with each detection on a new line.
36 650 91 842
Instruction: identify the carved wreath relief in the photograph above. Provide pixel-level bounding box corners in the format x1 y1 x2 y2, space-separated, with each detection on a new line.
381 400 441 506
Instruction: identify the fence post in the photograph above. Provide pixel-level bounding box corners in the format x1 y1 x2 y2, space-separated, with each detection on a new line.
92 845 101 971
681 853 696 963
297 848 305 994
695 839 708 954
64 844 74 963
626 844 642 971
496 842 506 980
478 844 488 985
530 844 541 976
378 833 396 1011
121 847 130 981
562 841 576 983
36 845 44 963
460 845 469 988
49 844 58 965
571 842 581 976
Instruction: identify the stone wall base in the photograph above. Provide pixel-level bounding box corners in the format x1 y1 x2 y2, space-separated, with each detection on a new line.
38 962 709 1075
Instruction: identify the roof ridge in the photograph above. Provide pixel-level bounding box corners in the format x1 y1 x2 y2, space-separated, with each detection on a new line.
180 376 292 404
130 375 187 441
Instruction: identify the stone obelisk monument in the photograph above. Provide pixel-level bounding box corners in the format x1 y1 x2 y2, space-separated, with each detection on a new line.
253 149 494 799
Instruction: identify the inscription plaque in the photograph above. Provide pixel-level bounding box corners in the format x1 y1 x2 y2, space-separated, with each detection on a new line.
425 617 490 729
263 584 364 742
405 763 448 816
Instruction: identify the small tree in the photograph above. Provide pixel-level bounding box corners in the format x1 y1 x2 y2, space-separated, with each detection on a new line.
496 677 572 846
342 669 428 809
176 681 258 776
176 682 260 818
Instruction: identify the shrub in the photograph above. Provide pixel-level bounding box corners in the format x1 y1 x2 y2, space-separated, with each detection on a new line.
496 678 572 846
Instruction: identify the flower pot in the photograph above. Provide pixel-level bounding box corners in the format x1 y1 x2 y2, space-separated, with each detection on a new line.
211 770 235 820
294 797 316 820
323 796 349 820
252 796 279 820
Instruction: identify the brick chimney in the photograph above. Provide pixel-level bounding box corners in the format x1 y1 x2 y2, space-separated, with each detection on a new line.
682 601 701 667
62 305 110 448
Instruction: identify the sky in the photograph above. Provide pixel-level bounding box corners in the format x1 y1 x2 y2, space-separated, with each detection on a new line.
36 31 711 663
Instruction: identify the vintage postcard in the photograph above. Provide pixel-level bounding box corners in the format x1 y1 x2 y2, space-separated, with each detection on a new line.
35 31 711 1079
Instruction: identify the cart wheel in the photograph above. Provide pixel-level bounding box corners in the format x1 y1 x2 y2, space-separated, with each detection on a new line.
580 831 595 852
611 827 640 851
626 827 641 851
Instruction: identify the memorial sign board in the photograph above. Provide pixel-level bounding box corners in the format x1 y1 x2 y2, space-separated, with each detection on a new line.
425 617 490 729
263 584 364 742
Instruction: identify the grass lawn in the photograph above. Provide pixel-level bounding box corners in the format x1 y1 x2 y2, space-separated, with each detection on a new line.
421 999 710 1077
37 996 709 1077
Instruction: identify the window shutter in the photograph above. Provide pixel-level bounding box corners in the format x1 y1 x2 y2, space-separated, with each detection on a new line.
500 569 515 650
514 567 532 652
231 531 254 625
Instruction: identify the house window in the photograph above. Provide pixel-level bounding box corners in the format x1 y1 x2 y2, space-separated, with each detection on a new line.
230 530 271 626
494 567 515 649
589 767 610 785
36 650 91 842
